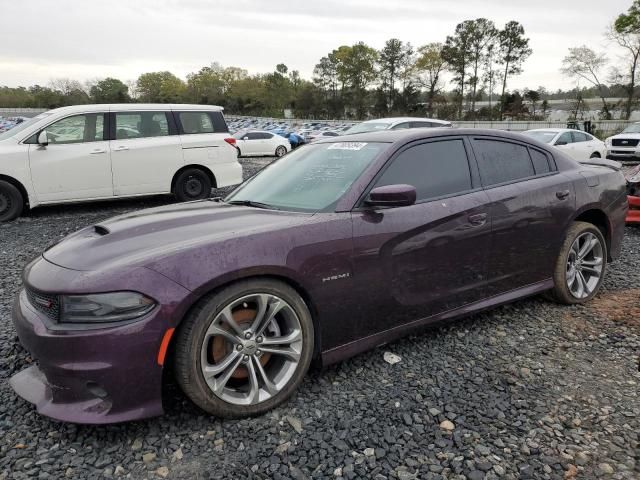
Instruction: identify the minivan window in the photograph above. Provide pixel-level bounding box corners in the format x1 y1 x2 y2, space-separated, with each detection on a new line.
115 112 169 139
179 112 215 134
375 139 472 201
45 113 105 144
473 139 535 186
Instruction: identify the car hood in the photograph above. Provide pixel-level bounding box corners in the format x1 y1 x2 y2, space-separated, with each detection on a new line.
43 200 312 272
610 132 640 139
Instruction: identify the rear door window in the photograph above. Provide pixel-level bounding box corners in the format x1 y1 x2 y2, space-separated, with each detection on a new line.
411 121 434 128
114 112 170 139
472 139 535 186
374 139 473 202
178 112 215 134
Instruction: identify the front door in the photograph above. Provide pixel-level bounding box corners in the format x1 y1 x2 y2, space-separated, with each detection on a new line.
350 137 492 338
28 112 113 202
110 111 183 196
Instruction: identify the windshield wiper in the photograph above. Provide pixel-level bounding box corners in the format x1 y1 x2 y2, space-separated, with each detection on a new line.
225 200 280 210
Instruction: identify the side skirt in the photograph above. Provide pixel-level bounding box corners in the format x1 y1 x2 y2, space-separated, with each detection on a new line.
320 278 554 366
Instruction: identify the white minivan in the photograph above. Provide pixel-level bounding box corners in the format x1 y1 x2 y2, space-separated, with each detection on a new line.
0 104 243 221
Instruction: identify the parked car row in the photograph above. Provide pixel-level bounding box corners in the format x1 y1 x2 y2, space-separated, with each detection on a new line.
0 116 29 133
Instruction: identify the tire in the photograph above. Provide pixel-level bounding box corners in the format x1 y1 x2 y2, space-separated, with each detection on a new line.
275 146 287 157
590 152 601 158
0 180 24 222
548 221 607 304
173 168 212 202
174 278 314 418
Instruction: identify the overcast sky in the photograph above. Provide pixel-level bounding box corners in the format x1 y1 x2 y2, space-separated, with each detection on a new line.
0 0 632 92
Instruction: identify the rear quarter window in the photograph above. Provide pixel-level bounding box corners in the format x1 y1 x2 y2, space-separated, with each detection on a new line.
177 111 228 134
472 139 535 186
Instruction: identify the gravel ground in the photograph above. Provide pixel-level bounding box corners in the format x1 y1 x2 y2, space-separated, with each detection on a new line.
0 157 638 480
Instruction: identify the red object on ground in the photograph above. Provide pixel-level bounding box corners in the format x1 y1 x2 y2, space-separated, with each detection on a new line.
628 196 640 224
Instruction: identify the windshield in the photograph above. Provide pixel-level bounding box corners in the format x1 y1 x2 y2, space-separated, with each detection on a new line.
621 123 640 134
344 122 392 135
225 141 388 212
522 130 558 144
0 112 52 141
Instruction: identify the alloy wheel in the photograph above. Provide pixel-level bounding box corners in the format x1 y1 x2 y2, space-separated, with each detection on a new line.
199 293 303 406
276 146 286 157
566 232 604 299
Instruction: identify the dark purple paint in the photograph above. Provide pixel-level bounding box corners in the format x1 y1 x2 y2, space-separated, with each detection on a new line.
10 129 628 423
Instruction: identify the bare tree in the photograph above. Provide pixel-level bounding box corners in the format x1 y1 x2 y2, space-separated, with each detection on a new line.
560 46 611 119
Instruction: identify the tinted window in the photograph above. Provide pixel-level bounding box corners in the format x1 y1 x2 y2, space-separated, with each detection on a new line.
258 132 273 139
115 112 169 139
179 112 215 134
556 132 572 145
375 139 472 201
391 122 411 130
244 132 260 140
45 114 104 144
473 139 535 186
529 148 551 175
411 121 434 128
324 132 339 136
572 131 589 142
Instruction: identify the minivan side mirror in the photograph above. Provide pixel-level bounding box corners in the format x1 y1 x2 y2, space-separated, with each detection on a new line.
37 131 49 146
366 184 416 208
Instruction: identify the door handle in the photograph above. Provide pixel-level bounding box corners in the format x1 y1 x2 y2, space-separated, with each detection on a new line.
468 213 488 226
556 190 570 200
90 149 106 154
113 146 129 151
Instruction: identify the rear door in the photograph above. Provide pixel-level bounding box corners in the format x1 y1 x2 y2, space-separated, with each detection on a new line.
351 137 492 335
175 110 231 164
469 137 575 295
110 110 183 196
237 132 262 155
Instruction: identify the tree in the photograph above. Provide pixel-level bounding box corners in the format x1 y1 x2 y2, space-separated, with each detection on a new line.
89 78 131 103
466 19 498 115
186 65 226 104
524 89 540 117
337 42 378 118
442 21 475 118
378 39 413 112
414 43 447 116
561 46 611 119
497 21 532 119
136 71 186 103
609 1 640 119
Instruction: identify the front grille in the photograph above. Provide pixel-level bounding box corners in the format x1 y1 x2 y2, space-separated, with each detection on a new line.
25 288 60 321
612 138 640 147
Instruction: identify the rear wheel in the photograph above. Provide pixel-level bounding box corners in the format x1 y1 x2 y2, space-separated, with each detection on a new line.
174 279 314 418
0 180 24 222
275 146 287 157
549 221 607 304
174 168 212 202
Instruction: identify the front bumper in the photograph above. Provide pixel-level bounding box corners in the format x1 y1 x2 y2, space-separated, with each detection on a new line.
627 196 640 224
9 258 192 424
607 148 640 161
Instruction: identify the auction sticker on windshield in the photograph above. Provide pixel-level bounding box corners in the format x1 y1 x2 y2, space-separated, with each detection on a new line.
328 142 368 151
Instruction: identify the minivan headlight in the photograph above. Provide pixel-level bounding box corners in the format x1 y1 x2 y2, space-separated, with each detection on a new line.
60 292 156 323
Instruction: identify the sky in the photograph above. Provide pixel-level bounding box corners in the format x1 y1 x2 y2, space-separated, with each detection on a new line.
0 0 633 92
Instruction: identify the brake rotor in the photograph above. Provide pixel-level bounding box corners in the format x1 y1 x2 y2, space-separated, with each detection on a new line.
211 306 272 379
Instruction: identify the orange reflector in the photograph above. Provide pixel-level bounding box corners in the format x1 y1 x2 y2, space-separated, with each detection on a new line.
157 328 175 366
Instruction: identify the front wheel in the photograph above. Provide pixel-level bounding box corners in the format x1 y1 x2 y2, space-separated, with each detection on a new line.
549 221 607 304
173 168 212 202
0 180 24 222
275 146 287 157
174 279 314 418
590 152 601 158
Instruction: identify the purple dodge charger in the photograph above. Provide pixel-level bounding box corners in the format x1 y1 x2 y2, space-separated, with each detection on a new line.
10 129 627 423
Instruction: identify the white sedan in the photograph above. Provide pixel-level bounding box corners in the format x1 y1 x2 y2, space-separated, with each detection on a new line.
523 128 607 161
233 130 291 157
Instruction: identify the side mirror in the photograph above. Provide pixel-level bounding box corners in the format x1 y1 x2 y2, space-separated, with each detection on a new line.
37 130 49 146
366 184 416 208
243 136 249 140
555 140 567 146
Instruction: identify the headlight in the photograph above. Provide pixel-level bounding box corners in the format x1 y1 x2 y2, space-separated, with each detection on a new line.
60 292 156 323
605 137 612 146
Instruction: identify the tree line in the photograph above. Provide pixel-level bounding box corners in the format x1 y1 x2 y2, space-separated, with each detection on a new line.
2 2 640 121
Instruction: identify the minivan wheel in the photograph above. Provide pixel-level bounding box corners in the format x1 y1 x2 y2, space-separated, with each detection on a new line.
174 168 212 202
174 279 314 418
275 146 287 157
0 181 24 222
549 221 607 304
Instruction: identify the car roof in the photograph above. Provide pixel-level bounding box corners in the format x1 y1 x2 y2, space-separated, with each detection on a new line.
314 128 549 146
42 104 224 114
525 128 578 133
360 117 451 126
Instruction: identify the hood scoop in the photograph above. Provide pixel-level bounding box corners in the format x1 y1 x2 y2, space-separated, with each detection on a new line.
93 225 110 236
